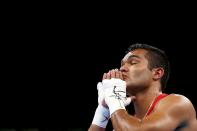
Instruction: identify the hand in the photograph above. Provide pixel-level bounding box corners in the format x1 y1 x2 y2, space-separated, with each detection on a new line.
102 69 126 108
102 69 135 116
102 69 135 106
97 81 133 107
103 69 123 80
92 69 134 127
102 78 127 114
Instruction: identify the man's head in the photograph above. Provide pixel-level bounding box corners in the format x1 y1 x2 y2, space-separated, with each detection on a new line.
120 43 170 93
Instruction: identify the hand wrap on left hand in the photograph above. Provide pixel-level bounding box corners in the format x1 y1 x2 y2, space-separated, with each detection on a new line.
103 78 127 116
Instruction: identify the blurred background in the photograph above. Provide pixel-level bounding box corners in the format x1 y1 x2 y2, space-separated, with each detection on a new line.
1 2 197 131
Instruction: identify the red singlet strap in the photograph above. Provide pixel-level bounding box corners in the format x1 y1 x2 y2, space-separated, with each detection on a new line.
146 93 168 116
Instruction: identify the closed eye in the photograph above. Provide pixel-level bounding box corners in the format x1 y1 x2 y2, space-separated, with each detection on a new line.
121 60 139 66
121 55 141 66
128 60 139 65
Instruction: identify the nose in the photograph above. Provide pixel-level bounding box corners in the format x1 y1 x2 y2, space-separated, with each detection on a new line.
120 64 129 72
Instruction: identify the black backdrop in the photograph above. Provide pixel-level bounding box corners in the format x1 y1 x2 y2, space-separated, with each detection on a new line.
2 5 197 130
2 35 197 130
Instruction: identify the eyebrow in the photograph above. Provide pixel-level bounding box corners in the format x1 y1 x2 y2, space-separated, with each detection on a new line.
121 55 141 64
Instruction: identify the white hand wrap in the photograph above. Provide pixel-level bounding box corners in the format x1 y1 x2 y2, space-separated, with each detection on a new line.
97 82 105 105
92 105 110 128
103 78 127 116
92 80 131 127
91 82 110 128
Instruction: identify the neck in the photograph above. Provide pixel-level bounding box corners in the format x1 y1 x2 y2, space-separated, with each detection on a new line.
132 85 162 119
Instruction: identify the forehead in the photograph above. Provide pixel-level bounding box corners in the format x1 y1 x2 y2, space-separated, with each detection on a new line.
122 49 148 61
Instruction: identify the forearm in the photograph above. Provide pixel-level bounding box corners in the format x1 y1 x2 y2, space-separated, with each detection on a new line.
111 109 142 131
88 124 105 131
88 106 109 131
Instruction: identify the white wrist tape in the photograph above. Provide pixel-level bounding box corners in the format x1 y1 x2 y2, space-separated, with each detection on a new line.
92 105 110 128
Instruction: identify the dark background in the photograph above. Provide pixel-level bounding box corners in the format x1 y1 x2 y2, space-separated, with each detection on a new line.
1 3 197 131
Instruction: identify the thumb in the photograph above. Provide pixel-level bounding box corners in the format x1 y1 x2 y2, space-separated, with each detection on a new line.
124 96 136 106
97 82 103 91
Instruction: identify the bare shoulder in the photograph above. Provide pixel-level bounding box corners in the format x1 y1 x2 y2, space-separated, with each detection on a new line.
156 94 196 120
142 94 197 130
163 94 193 104
163 94 195 109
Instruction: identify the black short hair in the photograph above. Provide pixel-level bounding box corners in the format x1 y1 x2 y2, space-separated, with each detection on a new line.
127 43 170 91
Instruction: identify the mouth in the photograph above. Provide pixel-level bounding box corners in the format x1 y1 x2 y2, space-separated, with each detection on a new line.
122 74 127 80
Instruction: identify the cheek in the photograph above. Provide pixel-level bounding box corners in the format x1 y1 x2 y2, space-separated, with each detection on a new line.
130 69 151 82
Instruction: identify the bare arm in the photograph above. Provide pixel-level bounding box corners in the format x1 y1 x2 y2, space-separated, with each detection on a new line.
88 124 105 131
111 94 197 131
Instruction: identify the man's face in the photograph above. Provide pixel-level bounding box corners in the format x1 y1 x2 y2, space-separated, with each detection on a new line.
120 49 153 94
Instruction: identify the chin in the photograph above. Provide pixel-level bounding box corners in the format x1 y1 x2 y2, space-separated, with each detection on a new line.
126 84 139 95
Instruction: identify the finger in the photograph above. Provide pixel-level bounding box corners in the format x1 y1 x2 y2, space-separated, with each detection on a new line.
111 69 115 78
115 69 120 79
106 71 111 79
131 96 136 100
97 82 103 91
103 73 107 80
119 71 123 80
124 97 131 106
124 96 136 106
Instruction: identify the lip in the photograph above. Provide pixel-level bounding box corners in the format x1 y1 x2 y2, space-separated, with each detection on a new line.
122 74 127 80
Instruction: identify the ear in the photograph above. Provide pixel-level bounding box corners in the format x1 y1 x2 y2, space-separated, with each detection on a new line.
152 67 164 81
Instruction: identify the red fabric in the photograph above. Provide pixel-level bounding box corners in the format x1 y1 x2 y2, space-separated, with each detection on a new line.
146 93 168 116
